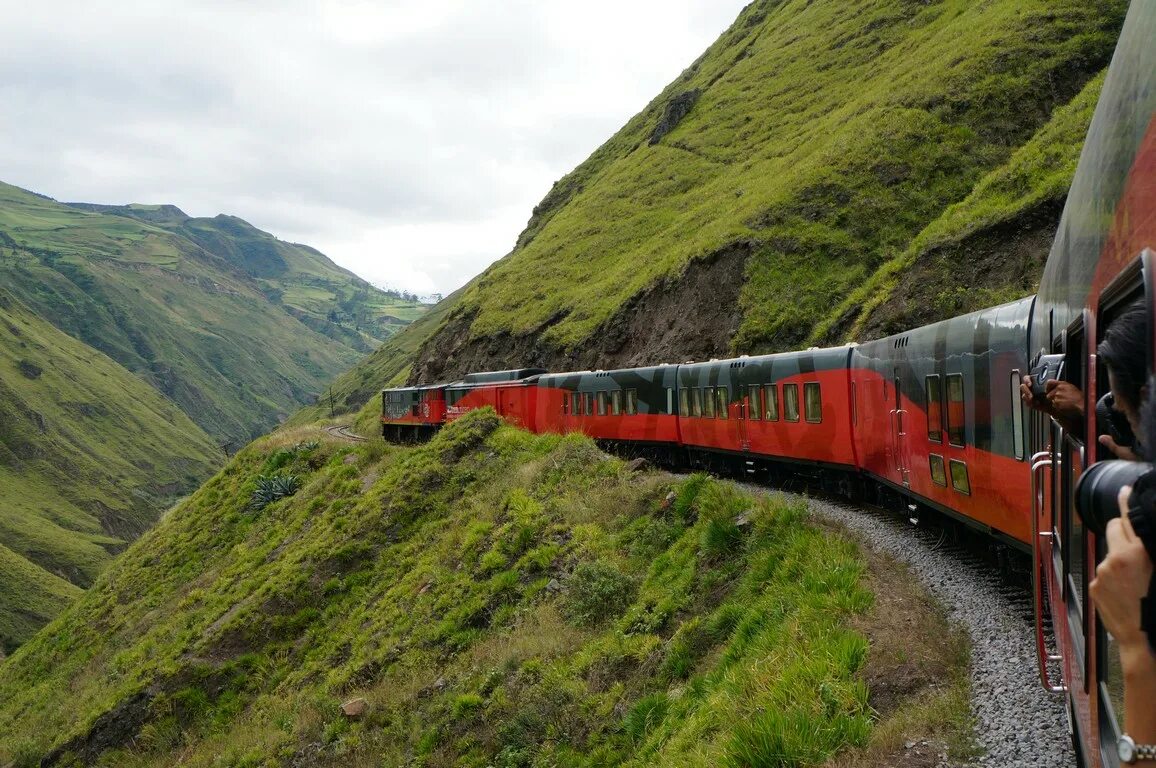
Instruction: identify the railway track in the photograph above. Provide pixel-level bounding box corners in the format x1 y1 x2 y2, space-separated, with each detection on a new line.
323 424 368 442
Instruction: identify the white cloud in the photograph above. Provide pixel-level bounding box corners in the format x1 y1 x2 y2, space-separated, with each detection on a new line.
0 0 750 295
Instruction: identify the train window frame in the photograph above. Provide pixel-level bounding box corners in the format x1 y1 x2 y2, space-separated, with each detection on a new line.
585 392 594 417
1010 370 1025 460
1092 248 1154 720
948 459 970 495
803 382 822 423
784 383 800 422
691 388 703 418
611 390 622 416
625 389 639 416
716 387 729 420
679 388 690 417
747 384 762 420
704 387 717 418
571 392 582 416
764 384 779 421
925 375 943 443
946 374 965 446
596 391 607 416
929 454 947 487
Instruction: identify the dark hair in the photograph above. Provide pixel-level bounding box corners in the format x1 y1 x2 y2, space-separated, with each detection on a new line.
1098 299 1149 410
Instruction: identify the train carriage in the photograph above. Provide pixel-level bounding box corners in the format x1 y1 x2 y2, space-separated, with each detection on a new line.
533 366 681 454
676 349 858 477
381 384 446 442
851 297 1034 548
1025 3 1156 765
443 368 546 431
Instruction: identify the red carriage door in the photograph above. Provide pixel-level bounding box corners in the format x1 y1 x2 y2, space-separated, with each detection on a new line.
890 373 910 487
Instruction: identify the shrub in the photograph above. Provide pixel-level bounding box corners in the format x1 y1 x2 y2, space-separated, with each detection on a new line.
623 693 669 744
249 474 301 510
563 561 636 627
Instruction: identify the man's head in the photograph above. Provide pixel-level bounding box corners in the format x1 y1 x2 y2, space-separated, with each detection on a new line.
1099 299 1150 436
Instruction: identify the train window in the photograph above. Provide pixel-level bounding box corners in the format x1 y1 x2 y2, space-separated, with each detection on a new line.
1010 371 1025 460
585 392 594 417
804 383 822 423
946 374 965 446
667 388 674 415
764 384 779 421
784 383 800 422
748 385 762 420
571 392 581 415
596 391 607 416
716 387 729 420
949 459 970 495
704 387 717 418
679 389 689 417
929 454 947 486
692 388 703 417
611 390 622 416
625 389 638 415
925 375 942 443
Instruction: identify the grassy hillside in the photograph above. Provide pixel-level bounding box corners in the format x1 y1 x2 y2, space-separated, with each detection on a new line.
0 288 220 650
0 181 420 442
0 412 969 767
70 203 427 350
408 0 1126 383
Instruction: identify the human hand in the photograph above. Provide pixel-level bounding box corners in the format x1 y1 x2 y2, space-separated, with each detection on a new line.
1090 485 1155 660
1044 379 1084 421
1101 434 1142 461
1020 376 1037 408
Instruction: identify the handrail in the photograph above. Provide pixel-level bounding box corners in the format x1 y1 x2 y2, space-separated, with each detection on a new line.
1030 449 1067 694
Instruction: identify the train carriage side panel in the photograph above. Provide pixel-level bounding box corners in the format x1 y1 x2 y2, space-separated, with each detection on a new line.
852 297 1034 546
677 348 857 469
534 366 680 444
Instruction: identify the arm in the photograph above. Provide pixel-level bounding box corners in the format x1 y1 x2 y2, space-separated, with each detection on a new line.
1020 376 1085 436
1090 487 1156 757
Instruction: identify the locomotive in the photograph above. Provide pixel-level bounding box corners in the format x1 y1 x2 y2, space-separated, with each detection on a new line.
383 4 1155 765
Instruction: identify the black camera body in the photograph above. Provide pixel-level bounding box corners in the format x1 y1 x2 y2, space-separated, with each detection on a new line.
1076 460 1154 538
1096 392 1138 452
1029 353 1066 399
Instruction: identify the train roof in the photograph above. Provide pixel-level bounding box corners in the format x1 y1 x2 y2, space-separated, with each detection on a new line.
459 368 547 384
677 346 853 372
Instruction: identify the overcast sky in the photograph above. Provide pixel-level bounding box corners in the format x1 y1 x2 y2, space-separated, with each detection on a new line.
0 1 750 297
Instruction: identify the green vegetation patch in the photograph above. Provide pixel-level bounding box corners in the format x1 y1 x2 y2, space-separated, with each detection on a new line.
0 412 971 767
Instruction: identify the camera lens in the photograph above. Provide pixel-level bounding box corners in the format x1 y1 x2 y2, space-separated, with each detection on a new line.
1075 460 1153 536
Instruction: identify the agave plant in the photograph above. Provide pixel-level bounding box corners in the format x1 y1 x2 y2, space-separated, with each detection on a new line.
250 473 301 510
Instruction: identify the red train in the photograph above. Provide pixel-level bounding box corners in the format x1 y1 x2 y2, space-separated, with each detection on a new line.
384 4 1155 765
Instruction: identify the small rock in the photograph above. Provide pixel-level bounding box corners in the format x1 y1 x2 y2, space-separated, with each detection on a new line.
625 457 649 472
341 697 367 718
546 578 562 593
905 741 915 750
343 454 358 465
417 581 432 595
433 677 447 691
734 511 753 529
661 491 677 510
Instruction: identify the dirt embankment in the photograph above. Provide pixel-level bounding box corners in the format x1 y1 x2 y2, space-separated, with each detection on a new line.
409 240 752 384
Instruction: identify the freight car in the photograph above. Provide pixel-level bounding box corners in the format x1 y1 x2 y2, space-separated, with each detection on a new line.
383 4 1156 765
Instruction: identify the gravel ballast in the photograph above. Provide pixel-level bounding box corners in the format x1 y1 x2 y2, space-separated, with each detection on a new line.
794 494 1075 767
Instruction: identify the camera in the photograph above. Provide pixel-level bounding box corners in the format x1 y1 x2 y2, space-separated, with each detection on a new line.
1075 460 1154 537
1096 392 1138 452
1029 354 1065 399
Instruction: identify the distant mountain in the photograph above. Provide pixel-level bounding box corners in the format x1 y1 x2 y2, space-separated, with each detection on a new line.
67 202 427 352
0 181 426 442
0 287 220 650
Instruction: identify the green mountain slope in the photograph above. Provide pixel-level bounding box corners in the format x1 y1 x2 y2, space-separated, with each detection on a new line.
408 0 1126 383
0 412 969 766
0 181 421 442
0 288 221 650
68 203 427 351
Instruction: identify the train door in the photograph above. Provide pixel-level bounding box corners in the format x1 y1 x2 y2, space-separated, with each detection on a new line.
737 381 751 452
890 371 910 487
1089 250 1154 766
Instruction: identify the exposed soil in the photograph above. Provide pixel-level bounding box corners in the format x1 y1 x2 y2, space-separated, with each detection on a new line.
410 240 751 384
824 200 1063 344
